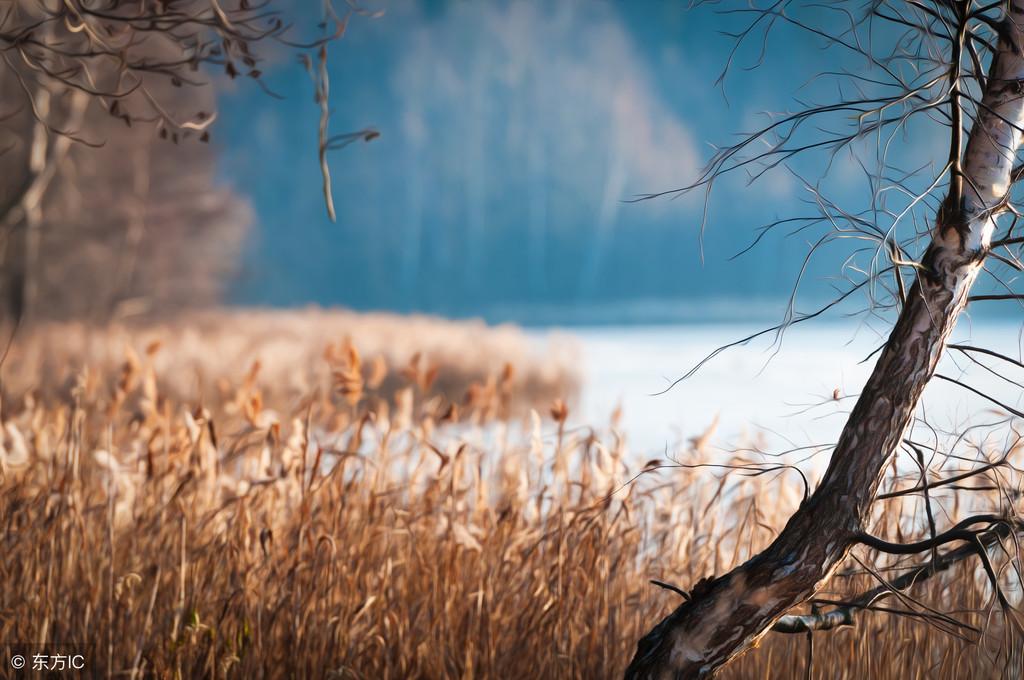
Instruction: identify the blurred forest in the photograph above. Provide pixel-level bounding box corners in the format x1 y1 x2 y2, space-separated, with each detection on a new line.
0 2 270 325
0 73 249 322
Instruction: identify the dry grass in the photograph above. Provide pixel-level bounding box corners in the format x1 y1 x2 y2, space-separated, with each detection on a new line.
0 308 579 413
0 315 1021 679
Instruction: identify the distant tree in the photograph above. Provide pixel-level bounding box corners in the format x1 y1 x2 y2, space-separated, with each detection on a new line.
0 0 372 323
12 74 252 320
627 1 1024 677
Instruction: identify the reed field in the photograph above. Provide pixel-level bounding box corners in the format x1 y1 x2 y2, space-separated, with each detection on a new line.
0 312 1021 678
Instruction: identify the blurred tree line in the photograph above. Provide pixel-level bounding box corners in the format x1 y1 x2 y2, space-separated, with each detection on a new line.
0 64 249 322
0 1 349 324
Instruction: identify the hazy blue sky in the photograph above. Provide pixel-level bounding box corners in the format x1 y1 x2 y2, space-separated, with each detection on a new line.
215 1 955 324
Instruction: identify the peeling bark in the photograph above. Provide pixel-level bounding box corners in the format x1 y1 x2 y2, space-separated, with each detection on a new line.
625 3 1024 677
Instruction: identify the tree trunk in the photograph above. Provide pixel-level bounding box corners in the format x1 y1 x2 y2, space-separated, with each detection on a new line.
0 85 87 324
625 3 1024 677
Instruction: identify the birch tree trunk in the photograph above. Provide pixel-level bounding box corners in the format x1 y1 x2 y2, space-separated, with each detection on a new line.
625 3 1024 677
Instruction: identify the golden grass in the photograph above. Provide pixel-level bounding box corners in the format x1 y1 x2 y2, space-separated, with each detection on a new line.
0 308 579 413
0 314 1020 678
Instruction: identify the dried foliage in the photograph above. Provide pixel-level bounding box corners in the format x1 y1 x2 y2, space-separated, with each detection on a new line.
0 308 579 413
0 0 348 139
0 315 1021 678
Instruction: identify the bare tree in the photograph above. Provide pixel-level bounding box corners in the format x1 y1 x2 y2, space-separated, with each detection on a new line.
32 84 252 320
627 1 1024 676
0 0 370 324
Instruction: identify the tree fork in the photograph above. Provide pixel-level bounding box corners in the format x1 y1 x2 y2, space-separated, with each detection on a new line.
625 3 1024 677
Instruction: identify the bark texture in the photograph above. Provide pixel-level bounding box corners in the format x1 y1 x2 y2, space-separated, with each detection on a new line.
625 4 1024 678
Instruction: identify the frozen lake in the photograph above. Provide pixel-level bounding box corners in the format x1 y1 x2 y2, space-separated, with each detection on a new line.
545 320 1024 460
